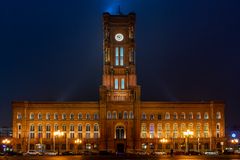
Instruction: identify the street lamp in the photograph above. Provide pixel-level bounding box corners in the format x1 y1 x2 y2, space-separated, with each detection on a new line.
231 139 239 150
54 130 64 155
160 138 168 152
183 130 193 154
2 139 10 152
74 139 82 154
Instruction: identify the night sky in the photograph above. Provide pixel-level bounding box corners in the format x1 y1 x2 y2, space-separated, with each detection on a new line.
0 0 240 128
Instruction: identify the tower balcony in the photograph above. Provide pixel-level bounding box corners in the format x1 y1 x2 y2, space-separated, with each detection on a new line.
107 90 133 102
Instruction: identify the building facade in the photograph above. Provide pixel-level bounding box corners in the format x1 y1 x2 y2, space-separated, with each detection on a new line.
12 12 225 153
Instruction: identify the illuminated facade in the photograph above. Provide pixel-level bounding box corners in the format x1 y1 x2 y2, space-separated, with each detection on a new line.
12 12 225 153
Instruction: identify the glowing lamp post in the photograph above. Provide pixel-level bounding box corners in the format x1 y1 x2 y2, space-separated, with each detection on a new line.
2 139 10 152
183 130 193 154
231 139 239 150
74 139 82 154
160 138 168 152
54 130 64 155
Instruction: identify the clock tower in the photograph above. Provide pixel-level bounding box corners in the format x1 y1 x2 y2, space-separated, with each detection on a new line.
99 12 141 152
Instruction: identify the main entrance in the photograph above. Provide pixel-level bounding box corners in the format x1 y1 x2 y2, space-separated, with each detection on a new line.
117 143 124 153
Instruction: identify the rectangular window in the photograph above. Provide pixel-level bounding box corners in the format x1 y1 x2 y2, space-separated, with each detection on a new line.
121 78 125 89
120 47 124 66
115 47 119 66
114 79 118 89
46 132 51 139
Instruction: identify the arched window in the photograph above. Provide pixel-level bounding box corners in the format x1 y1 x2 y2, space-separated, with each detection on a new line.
196 112 201 120
94 113 99 120
173 112 178 120
165 112 170 120
107 111 111 119
46 113 50 120
94 124 99 139
173 123 178 138
78 124 82 139
196 123 201 137
157 123 162 138
30 113 34 120
38 113 42 120
204 123 209 138
189 112 193 120
142 112 147 120
78 113 82 120
62 113 66 120
141 123 147 138
149 123 154 138
123 111 128 119
38 124 43 138
17 113 22 120
216 123 220 138
70 113 74 120
180 123 186 138
129 111 134 119
216 112 221 119
86 113 91 120
180 112 185 120
165 123 170 138
112 111 117 119
86 124 91 139
54 124 58 131
62 124 66 131
204 112 209 120
30 124 35 139
46 124 51 139
116 126 124 139
150 114 154 120
70 124 74 138
54 113 58 120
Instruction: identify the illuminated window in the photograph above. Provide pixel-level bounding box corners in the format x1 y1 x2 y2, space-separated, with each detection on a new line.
129 111 134 119
78 113 82 120
94 124 99 139
180 123 186 138
30 124 35 139
86 124 91 139
204 112 209 120
157 123 162 138
62 124 66 131
123 111 128 119
142 112 147 120
62 113 66 120
180 112 185 120
121 78 125 89
116 126 124 139
46 124 51 139
196 112 201 120
17 123 22 139
165 112 170 120
204 123 209 138
165 123 170 138
114 78 118 89
173 123 178 138
38 124 43 138
216 112 221 119
120 47 124 66
54 113 58 120
78 124 82 139
115 47 124 66
173 112 178 120
189 112 193 120
54 124 58 131
115 47 119 66
46 113 50 120
38 113 42 120
70 113 74 120
30 113 34 120
86 113 91 120
17 113 22 120
196 123 201 137
141 123 147 138
94 113 99 120
216 123 220 138
188 123 193 135
70 124 74 139
149 123 154 138
107 111 111 119
112 111 117 119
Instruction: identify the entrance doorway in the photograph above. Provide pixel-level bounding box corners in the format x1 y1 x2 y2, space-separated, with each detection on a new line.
117 143 124 153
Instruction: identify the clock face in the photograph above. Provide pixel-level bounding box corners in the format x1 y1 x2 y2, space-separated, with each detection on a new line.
115 33 124 41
